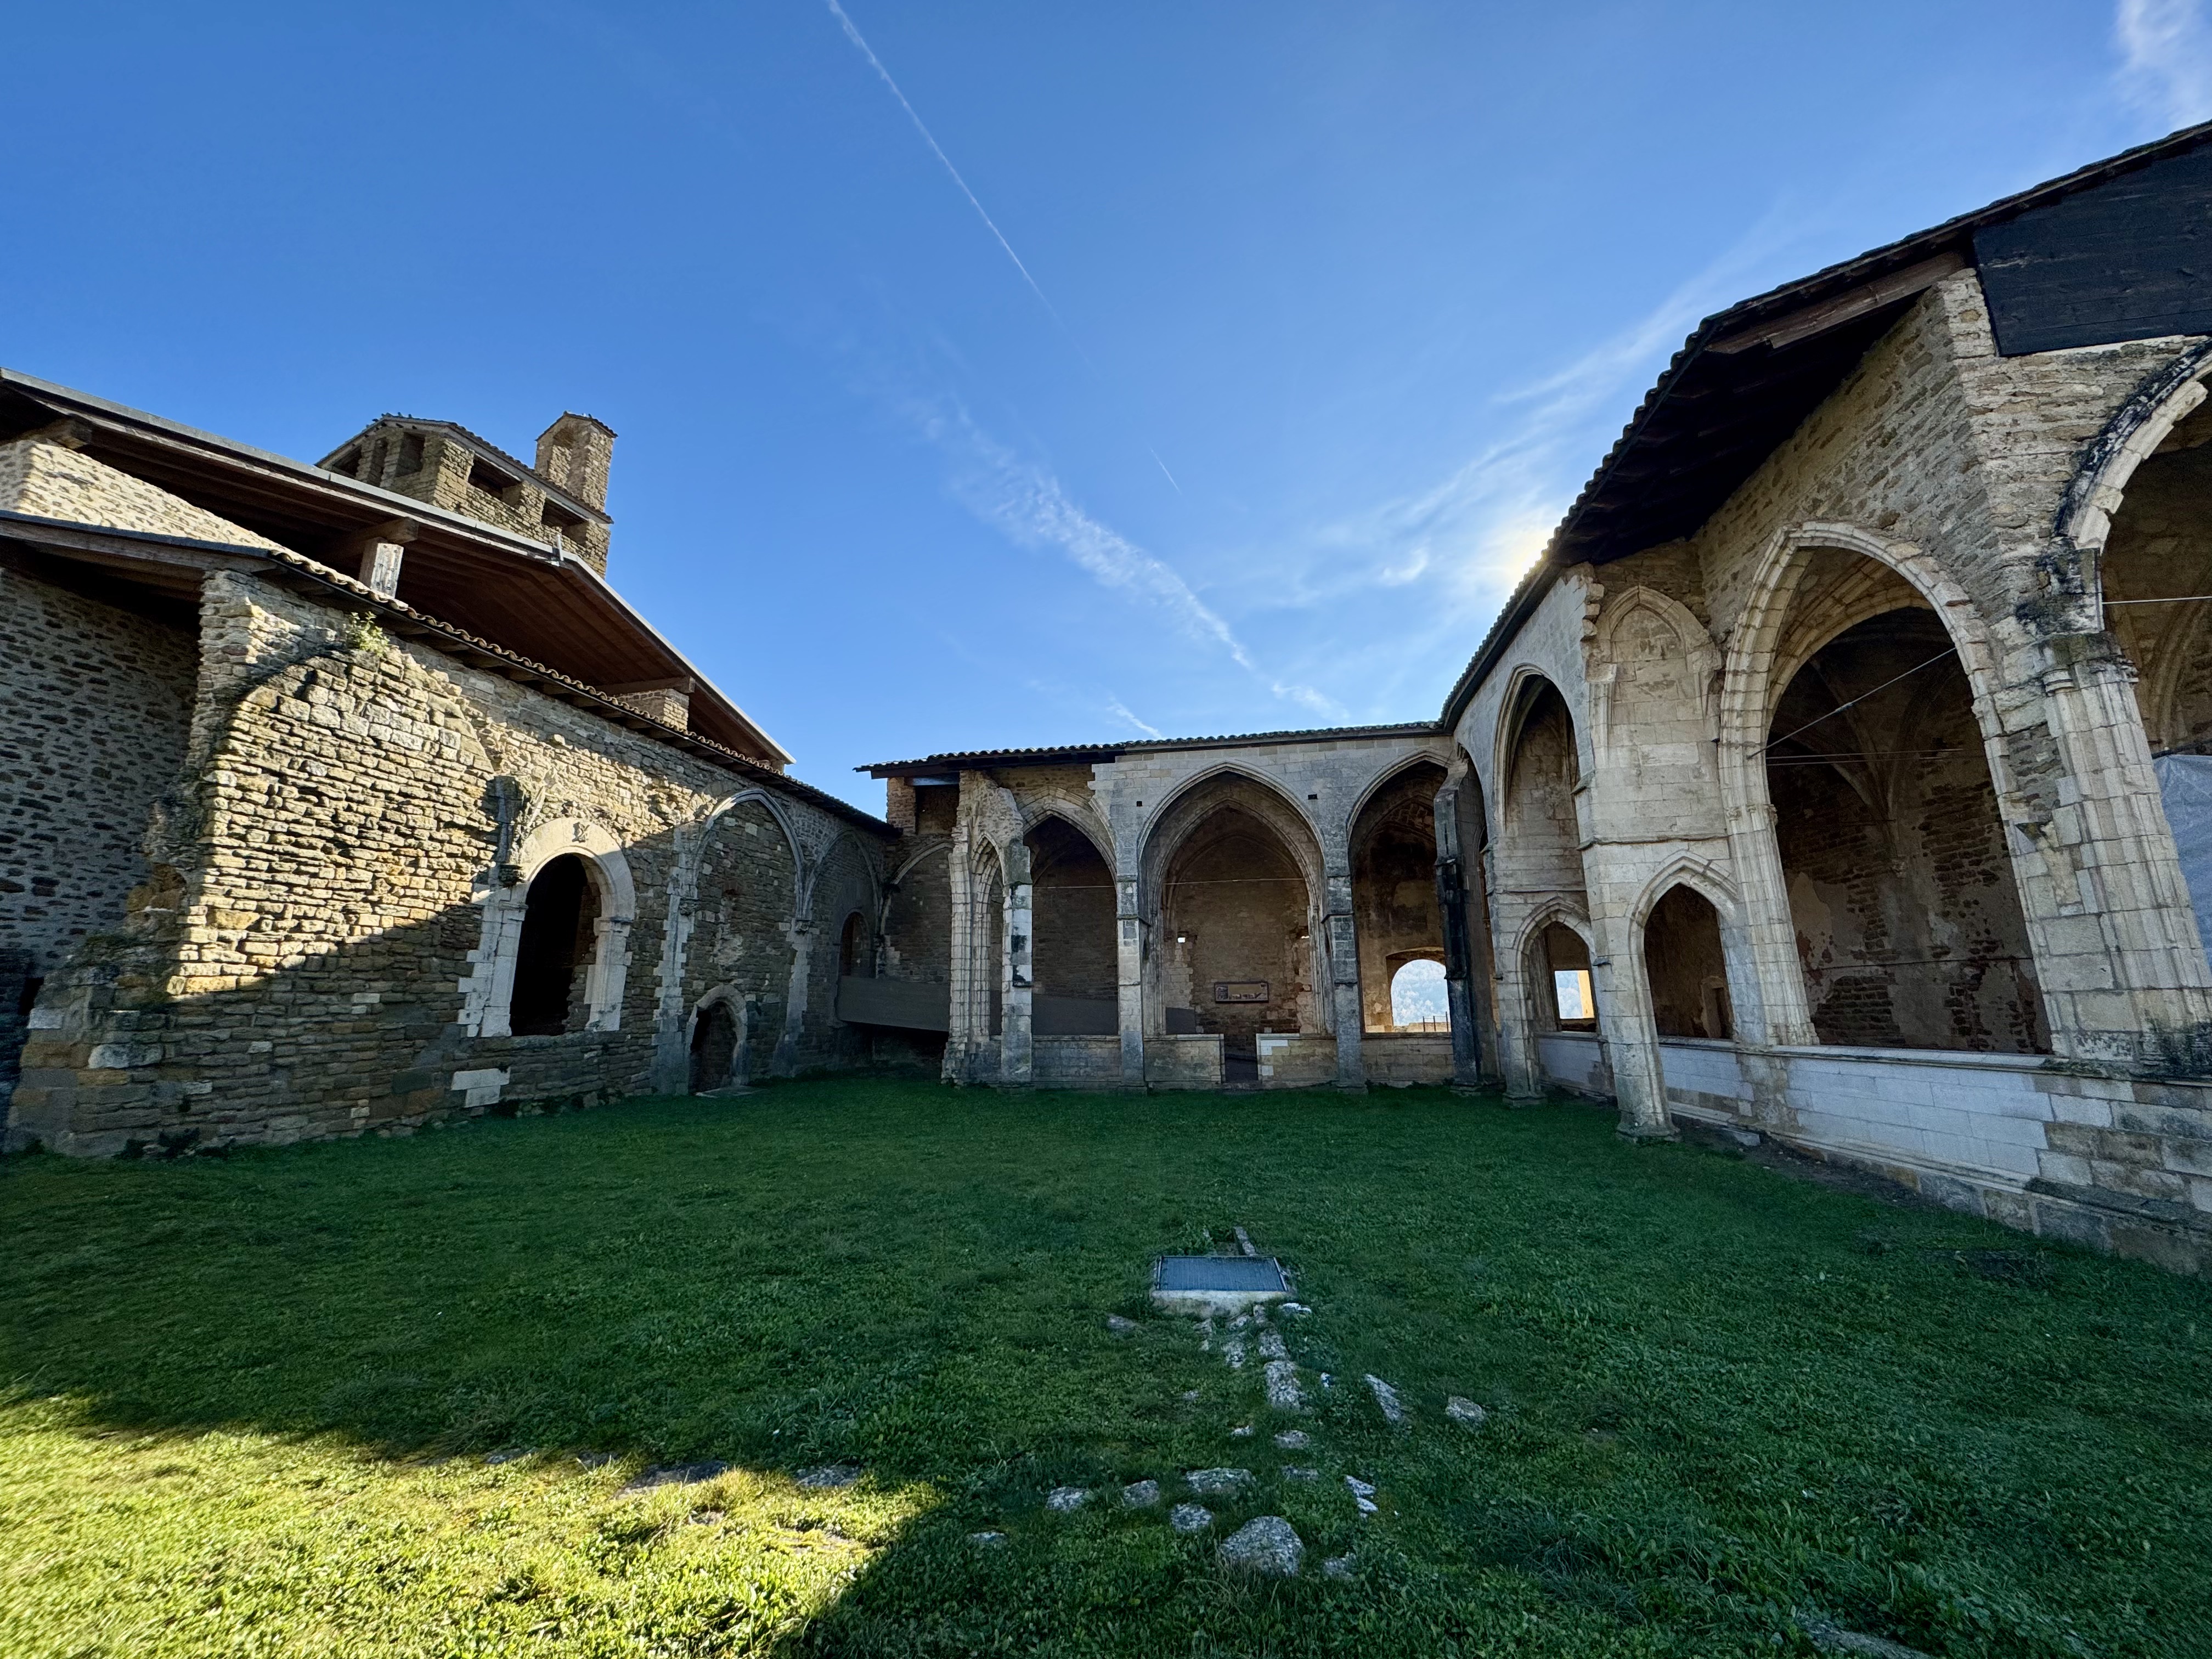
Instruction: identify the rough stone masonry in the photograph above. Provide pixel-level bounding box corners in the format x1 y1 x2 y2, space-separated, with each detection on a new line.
9 122 2212 1278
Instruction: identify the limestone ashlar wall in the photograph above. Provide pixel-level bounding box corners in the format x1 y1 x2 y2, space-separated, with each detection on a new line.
0 558 199 1107
9 572 871 1154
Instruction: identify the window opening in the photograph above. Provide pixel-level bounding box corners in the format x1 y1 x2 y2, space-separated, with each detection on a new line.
1553 969 1595 1023
1389 958 1449 1031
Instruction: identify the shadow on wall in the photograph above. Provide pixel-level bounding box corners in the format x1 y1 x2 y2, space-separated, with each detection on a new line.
4 817 870 1158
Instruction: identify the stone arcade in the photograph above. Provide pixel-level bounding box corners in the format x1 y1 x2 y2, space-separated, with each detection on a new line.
9 125 2212 1275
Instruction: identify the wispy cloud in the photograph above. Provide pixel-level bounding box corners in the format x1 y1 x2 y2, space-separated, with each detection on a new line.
1310 211 1805 624
907 396 1342 718
1105 696 1164 738
2117 0 2212 128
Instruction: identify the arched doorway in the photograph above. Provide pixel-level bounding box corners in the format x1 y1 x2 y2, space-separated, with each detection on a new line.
1762 565 2045 1052
2099 390 2212 970
510 854 600 1036
1027 816 1116 1035
1349 762 1448 1033
969 844 1005 1042
1643 885 1731 1039
689 1000 739 1093
839 911 867 978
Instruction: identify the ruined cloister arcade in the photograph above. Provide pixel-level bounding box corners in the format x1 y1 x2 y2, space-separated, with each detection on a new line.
15 130 2212 1280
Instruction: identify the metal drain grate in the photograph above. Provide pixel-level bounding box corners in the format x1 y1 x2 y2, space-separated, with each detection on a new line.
1152 1254 1292 1311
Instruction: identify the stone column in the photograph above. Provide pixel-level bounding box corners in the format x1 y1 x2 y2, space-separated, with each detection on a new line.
943 820 979 1082
771 917 812 1076
1116 876 1146 1087
2009 640 2212 1067
1432 770 1483 1086
649 822 701 1094
1001 841 1034 1085
1585 905 1671 1138
1325 871 1365 1089
1719 770 1818 1050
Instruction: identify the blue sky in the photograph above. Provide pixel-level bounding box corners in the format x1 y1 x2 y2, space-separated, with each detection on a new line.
9 2 2211 810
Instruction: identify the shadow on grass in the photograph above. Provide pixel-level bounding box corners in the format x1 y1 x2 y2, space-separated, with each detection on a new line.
4 1078 2211 1656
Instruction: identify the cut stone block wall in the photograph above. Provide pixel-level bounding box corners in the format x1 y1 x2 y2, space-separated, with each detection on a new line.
1656 1039 2212 1276
2 438 284 550
7 571 880 1154
1255 1033 1336 1087
1361 1035 1454 1085
1145 1033 1222 1088
1034 1035 1121 1087
0 557 199 1107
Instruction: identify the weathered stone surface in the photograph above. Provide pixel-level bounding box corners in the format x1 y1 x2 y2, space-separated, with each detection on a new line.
1265 1359 1306 1410
797 1464 862 1489
1045 1486 1090 1513
1445 1396 1487 1427
1186 1468 1254 1496
1364 1374 1404 1424
1122 1480 1160 1508
1169 1503 1212 1534
1218 1516 1305 1576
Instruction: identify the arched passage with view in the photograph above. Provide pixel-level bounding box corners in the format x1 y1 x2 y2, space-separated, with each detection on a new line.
1143 775 1325 1079
1349 761 1448 1033
1761 552 2045 1052
1026 816 1118 1035
2098 388 2212 974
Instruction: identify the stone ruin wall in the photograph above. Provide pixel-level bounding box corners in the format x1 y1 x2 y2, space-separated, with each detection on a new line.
0 556 199 1107
7 570 882 1155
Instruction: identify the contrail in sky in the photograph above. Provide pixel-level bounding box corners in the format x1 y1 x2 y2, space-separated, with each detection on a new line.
822 1 1189 495
821 0 1083 353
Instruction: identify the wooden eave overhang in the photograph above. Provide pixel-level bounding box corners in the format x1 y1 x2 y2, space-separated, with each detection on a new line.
862 721 1443 778
0 505 890 834
0 368 789 770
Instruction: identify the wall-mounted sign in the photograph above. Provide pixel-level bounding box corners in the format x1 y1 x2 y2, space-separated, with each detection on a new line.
1214 980 1270 1003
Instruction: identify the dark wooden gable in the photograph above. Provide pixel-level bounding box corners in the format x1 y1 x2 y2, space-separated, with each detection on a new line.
1975 144 2212 356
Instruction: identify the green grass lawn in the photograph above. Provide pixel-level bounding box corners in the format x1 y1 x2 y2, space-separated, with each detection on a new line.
3 1080 2208 1658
